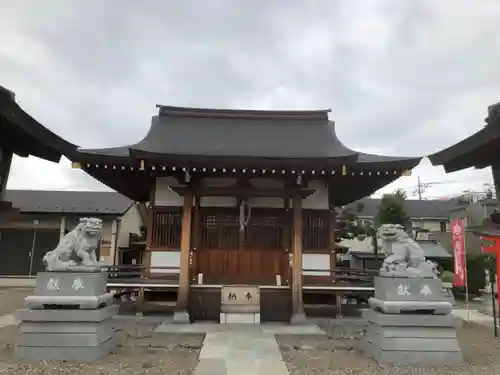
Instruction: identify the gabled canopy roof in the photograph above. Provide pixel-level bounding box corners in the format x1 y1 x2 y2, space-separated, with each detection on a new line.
132 106 357 162
428 103 500 172
77 105 420 167
0 85 77 162
73 105 422 203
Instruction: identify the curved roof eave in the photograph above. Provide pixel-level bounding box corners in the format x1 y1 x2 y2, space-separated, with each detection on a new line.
357 153 422 169
72 146 133 165
79 167 151 202
0 85 78 162
428 124 500 168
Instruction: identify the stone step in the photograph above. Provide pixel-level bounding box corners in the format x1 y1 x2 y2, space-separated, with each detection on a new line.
220 312 260 324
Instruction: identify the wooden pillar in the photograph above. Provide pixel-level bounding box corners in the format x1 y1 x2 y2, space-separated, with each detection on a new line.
173 191 193 323
191 196 200 284
328 187 337 282
0 148 13 202
283 197 291 286
290 190 306 324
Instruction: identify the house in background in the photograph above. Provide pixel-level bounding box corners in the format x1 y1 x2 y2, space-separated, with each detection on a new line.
340 198 453 261
435 193 499 256
0 190 145 276
342 195 499 256
345 198 452 235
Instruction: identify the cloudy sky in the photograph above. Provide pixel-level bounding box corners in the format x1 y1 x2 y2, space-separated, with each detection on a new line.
1 0 499 200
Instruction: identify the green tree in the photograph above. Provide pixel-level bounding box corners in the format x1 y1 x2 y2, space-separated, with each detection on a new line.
335 207 365 241
335 205 380 254
363 221 379 254
375 188 409 228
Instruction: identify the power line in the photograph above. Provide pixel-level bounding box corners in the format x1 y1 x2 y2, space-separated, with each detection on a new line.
395 179 486 192
379 177 494 200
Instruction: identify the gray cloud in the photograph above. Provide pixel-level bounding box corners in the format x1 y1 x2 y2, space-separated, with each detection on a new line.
1 0 499 198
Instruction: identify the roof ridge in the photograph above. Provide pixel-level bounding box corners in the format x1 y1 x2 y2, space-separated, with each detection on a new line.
155 105 331 120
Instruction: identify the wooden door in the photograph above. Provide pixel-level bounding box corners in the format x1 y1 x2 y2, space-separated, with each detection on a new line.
242 209 288 285
196 208 240 284
195 208 288 285
31 229 60 274
0 228 34 276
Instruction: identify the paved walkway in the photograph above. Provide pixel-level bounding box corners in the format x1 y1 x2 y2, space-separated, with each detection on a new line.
0 314 15 328
452 308 497 326
155 321 326 375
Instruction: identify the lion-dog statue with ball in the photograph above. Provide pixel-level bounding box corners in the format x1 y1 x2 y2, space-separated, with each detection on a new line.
43 217 103 272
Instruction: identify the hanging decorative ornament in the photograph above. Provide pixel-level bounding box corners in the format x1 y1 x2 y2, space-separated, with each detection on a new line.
239 199 252 232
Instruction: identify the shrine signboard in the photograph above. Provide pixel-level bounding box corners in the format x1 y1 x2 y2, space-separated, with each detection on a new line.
221 286 260 305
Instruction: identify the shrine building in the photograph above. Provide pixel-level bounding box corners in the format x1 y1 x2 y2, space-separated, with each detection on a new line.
70 105 421 322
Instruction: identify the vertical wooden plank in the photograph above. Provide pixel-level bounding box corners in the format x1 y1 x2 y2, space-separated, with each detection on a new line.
283 197 292 286
146 183 155 249
173 192 193 323
290 190 306 324
145 184 155 278
191 196 200 284
328 187 337 283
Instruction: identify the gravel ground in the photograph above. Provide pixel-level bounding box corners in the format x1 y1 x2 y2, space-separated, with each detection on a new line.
0 288 33 316
277 318 500 375
0 316 202 375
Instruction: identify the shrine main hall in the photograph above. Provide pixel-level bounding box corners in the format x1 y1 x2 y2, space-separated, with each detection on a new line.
68 105 421 322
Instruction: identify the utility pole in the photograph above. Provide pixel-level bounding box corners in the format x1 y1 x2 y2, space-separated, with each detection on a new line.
417 176 422 200
414 176 428 200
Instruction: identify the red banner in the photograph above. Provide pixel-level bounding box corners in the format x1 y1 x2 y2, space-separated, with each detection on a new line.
451 218 466 287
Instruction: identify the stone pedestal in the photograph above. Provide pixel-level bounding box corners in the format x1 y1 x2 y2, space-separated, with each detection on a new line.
369 277 452 315
442 282 456 307
360 276 463 366
361 309 463 366
15 272 118 361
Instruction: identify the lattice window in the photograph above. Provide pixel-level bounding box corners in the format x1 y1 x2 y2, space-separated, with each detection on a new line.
152 209 182 248
200 212 239 249
245 214 284 250
303 210 330 250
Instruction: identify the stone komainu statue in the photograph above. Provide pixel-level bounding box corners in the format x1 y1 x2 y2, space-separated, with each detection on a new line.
377 224 439 278
43 217 103 271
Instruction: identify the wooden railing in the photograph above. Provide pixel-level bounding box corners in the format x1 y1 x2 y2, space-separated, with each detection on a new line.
102 264 180 283
101 264 378 290
302 266 379 287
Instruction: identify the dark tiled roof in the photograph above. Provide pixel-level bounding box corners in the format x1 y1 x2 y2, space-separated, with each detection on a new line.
417 240 452 258
428 104 500 172
5 190 133 215
0 85 77 162
345 198 453 219
74 105 421 204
